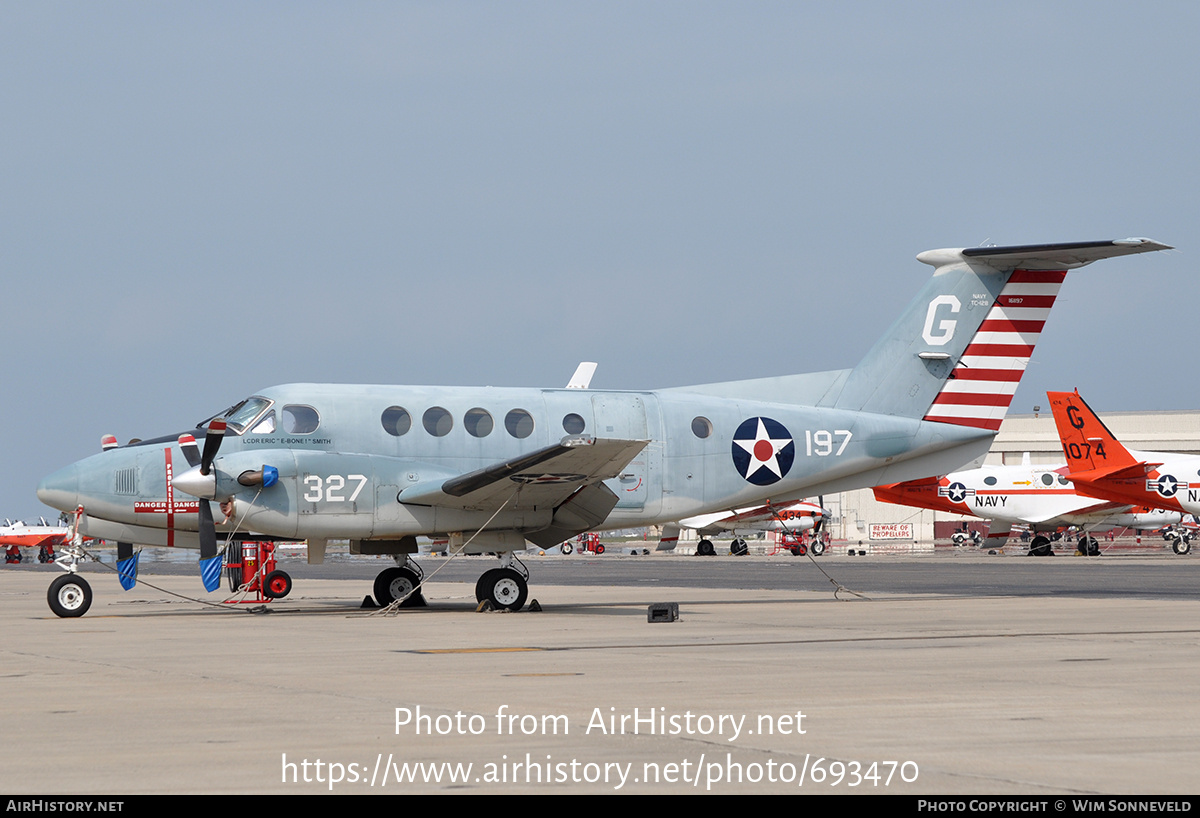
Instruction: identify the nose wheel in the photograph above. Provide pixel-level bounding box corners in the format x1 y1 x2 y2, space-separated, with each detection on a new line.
48 574 92 618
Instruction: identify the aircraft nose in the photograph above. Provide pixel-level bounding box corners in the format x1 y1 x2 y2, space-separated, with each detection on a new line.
37 463 80 511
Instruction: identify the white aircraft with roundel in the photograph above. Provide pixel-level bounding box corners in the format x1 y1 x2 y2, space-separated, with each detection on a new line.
873 453 1181 555
658 498 830 556
35 238 1169 616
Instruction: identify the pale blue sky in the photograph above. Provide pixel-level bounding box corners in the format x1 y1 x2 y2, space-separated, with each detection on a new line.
2 2 1196 518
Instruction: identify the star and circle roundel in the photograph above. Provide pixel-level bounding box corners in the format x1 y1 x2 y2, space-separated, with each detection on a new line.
731 417 795 486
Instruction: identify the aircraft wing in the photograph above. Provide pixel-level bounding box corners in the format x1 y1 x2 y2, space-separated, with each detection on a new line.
397 436 649 513
1020 495 1122 524
678 509 737 532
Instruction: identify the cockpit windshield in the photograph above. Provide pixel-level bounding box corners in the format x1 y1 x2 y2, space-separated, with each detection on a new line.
197 397 274 435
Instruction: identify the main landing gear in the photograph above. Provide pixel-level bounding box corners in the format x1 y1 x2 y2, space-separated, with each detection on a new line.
1027 535 1056 557
373 557 426 607
474 554 529 612
1163 527 1192 555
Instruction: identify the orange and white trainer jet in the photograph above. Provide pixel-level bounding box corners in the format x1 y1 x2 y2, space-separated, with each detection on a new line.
1048 389 1199 554
874 454 1180 555
0 518 70 563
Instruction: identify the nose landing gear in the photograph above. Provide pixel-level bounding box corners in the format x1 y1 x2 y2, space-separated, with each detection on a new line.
47 574 92 618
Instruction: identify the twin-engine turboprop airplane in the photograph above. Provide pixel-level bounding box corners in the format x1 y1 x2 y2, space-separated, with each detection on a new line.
658 499 829 556
36 238 1170 616
873 455 1181 556
1047 389 1200 554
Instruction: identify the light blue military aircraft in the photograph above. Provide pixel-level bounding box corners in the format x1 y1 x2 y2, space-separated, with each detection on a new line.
36 238 1169 616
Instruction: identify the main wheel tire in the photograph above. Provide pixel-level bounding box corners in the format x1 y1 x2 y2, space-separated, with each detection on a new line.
811 540 826 556
481 568 527 612
560 543 573 555
475 569 499 603
1029 536 1053 557
48 575 92 618
730 539 748 556
1173 538 1192 555
1084 537 1100 557
263 570 293 599
696 539 715 556
375 567 422 607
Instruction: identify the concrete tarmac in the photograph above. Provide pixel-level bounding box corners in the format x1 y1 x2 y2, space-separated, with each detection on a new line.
3 554 1198 794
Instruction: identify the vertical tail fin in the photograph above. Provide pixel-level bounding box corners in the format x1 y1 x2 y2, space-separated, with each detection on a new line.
834 239 1169 426
921 268 1066 431
1046 390 1139 476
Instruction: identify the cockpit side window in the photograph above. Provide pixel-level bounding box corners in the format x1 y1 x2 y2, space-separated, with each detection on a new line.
200 397 273 435
249 410 276 435
282 405 320 435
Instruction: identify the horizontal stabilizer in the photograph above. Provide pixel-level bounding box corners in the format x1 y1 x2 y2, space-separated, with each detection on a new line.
1068 463 1158 483
957 238 1171 271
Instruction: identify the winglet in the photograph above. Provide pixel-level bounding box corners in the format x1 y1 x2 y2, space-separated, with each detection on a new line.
566 362 598 389
1046 390 1140 477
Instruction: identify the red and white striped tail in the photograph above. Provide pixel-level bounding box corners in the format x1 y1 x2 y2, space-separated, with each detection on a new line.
923 269 1066 431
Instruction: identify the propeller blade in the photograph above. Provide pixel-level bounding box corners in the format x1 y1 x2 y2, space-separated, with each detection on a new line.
200 419 227 475
178 434 201 468
197 500 223 592
116 542 139 590
198 500 217 560
812 495 826 535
